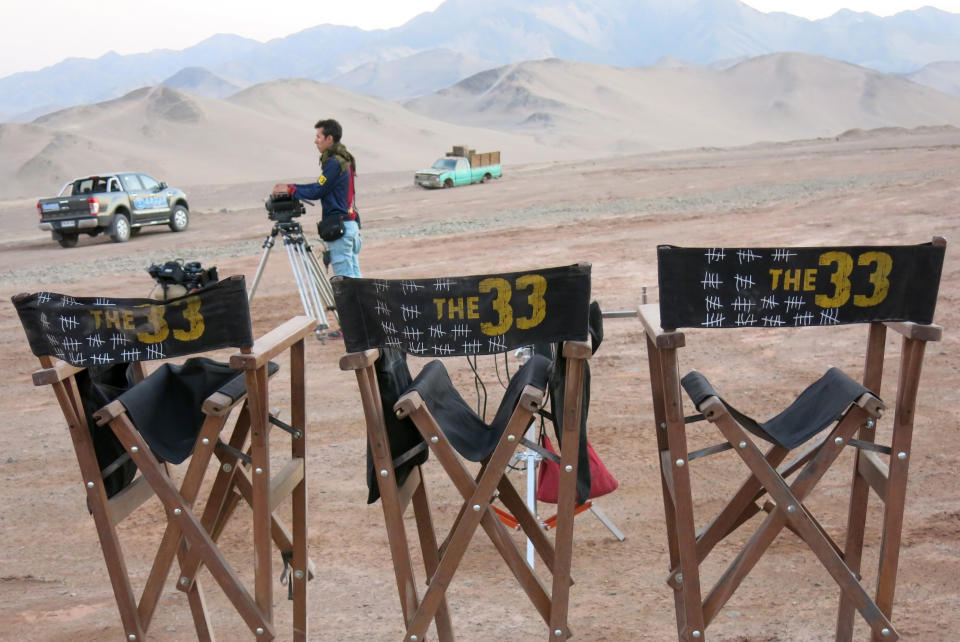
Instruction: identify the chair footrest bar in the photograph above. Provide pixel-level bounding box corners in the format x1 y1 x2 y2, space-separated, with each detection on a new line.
269 414 302 438
859 450 889 501
107 475 156 526
688 442 733 461
269 458 305 513
520 437 561 465
216 441 252 465
848 438 891 455
392 441 428 469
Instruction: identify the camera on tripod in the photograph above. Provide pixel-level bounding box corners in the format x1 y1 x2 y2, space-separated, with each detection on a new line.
265 193 306 222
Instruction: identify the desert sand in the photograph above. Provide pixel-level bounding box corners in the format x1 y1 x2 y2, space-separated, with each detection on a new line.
0 126 958 641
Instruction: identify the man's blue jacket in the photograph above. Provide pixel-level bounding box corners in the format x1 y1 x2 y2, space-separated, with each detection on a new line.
289 156 355 221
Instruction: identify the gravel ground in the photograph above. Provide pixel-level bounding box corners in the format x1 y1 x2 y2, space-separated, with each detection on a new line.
4 164 955 287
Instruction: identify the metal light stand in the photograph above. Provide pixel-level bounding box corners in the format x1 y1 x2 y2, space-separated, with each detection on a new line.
248 220 338 338
509 345 626 568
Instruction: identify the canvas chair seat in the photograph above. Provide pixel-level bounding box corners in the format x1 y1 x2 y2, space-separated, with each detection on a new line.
641 239 946 641
681 367 872 450
407 354 553 461
334 263 594 641
116 357 278 463
12 276 316 641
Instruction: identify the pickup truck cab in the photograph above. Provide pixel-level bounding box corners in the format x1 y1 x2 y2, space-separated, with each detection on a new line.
37 172 190 247
415 148 502 189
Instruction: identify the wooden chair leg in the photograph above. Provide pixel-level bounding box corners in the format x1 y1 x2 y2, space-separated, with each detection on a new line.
180 549 214 642
245 366 274 627
290 338 309 642
660 347 705 641
58 381 146 640
549 356 586 640
872 337 927 641
411 468 454 641
355 366 424 629
685 444 789 573
709 407 898 639
106 412 273 638
837 323 887 640
179 404 252 588
496 476 559 572
401 398 553 640
644 337 687 636
138 414 224 628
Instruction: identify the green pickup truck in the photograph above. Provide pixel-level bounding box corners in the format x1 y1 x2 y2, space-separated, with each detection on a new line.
37 172 190 248
415 146 502 189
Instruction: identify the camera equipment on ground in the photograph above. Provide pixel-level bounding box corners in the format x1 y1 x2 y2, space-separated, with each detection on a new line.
249 196 337 337
147 259 218 300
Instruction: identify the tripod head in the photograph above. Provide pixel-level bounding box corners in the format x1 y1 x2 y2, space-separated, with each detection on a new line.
268 219 309 245
265 193 306 223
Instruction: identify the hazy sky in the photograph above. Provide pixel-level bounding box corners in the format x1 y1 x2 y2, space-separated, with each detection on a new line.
1 1 958 79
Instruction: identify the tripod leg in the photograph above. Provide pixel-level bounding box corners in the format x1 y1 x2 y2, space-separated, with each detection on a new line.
304 246 339 322
287 241 330 331
296 243 330 330
284 240 320 321
248 236 276 301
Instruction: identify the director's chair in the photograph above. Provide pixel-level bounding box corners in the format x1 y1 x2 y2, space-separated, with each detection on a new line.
12 276 317 640
640 238 946 641
333 264 594 640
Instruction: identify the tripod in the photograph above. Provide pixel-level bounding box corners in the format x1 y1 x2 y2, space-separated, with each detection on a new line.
248 219 337 336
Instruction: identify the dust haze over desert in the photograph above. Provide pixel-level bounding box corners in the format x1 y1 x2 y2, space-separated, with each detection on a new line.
1 0 960 640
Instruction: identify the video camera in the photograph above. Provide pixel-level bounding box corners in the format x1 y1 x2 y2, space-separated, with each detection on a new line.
147 259 218 299
265 192 306 223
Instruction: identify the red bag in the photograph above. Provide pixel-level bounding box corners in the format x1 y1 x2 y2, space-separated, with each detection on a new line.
536 436 618 504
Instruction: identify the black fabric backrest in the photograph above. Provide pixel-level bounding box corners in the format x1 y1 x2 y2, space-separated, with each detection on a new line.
12 276 254 367
333 264 592 356
658 242 945 330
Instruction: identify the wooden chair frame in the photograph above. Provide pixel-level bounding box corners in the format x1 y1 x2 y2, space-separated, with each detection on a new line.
27 313 316 641
640 271 943 640
340 340 592 641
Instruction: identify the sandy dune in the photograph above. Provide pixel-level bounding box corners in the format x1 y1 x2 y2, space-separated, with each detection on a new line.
3 53 960 201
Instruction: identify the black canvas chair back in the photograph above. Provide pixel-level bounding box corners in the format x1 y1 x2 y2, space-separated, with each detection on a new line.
639 238 945 640
334 263 594 641
13 276 317 641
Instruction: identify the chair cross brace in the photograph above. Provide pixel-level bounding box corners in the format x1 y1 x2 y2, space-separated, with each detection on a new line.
394 384 562 638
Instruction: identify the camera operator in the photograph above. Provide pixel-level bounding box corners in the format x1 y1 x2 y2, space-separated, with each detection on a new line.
273 118 362 284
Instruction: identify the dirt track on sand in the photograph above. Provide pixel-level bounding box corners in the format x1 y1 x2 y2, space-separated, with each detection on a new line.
0 129 958 641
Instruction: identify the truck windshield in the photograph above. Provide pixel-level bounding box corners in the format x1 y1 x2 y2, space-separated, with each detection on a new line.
431 159 457 170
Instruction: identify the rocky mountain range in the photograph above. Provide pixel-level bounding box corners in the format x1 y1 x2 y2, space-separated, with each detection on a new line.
2 0 960 121
2 52 958 200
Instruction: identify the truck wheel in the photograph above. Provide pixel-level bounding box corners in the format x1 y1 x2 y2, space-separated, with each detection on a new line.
169 205 189 232
444 179 453 188
481 174 491 183
57 233 79 248
110 214 131 243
